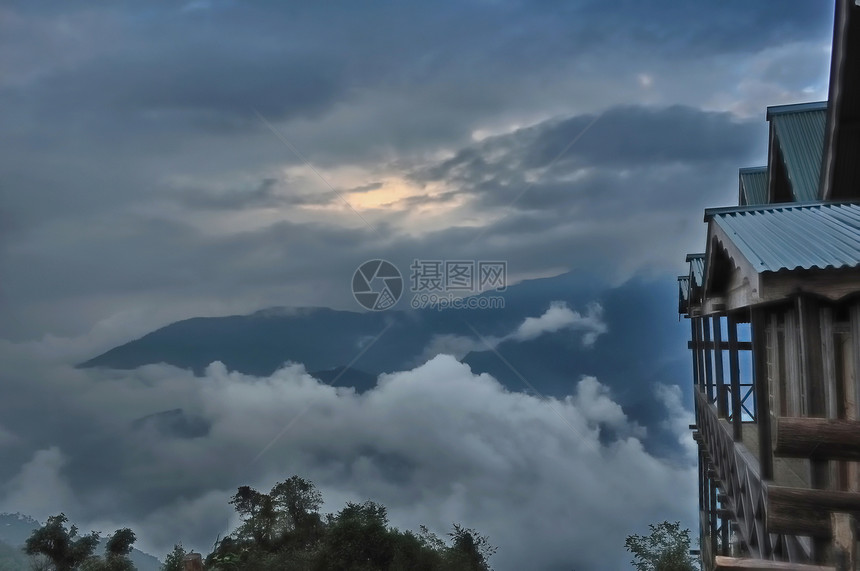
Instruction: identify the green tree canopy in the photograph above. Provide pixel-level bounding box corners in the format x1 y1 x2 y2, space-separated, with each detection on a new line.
206 475 496 571
624 520 698 571
160 544 186 571
24 514 99 571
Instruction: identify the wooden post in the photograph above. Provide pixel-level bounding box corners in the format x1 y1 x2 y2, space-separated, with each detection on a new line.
718 384 729 419
727 313 743 441
710 477 719 561
849 303 860 493
751 308 773 480
699 446 706 509
797 296 828 417
693 318 703 390
704 316 715 402
831 513 855 571
714 316 727 417
797 295 831 561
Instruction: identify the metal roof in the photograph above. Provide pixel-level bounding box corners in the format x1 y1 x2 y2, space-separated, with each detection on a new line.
768 102 826 202
739 166 768 205
686 253 705 287
766 101 828 118
678 275 690 301
708 202 860 272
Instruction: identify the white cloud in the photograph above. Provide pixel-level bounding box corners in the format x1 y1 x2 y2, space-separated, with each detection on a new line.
419 333 494 361
571 375 646 437
655 382 698 459
420 301 609 363
1 447 79 522
0 349 696 570
510 301 608 346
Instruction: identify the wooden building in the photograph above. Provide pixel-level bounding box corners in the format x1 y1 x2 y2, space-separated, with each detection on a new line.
679 2 860 569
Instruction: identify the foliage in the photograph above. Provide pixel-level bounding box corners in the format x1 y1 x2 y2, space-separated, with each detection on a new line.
159 545 185 571
445 524 496 571
24 518 138 571
83 528 137 571
21 476 496 571
206 475 496 571
23 514 99 571
624 520 698 571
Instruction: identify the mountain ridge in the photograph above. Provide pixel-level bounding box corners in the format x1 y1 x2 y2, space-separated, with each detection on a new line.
78 271 691 458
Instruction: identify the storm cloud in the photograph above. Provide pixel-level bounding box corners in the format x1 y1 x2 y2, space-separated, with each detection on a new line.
0 1 838 569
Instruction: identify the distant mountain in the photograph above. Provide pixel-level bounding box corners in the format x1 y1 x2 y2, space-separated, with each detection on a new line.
81 272 691 457
79 271 605 377
0 513 162 571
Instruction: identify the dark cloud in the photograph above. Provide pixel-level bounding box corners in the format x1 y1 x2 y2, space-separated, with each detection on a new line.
14 48 346 128
168 177 336 210
0 2 837 567
415 105 760 186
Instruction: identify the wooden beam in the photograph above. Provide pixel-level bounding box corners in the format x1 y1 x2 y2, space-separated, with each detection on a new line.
714 316 728 419
714 556 834 570
751 308 773 479
831 513 855 571
703 315 715 401
727 313 743 441
710 478 719 560
717 383 729 419
688 341 753 351
692 318 703 389
774 417 860 460
797 295 831 560
768 485 860 537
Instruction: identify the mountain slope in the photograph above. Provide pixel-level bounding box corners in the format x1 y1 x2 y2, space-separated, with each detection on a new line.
80 272 691 456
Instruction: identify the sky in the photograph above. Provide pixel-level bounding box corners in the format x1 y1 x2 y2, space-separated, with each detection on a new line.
0 1 838 569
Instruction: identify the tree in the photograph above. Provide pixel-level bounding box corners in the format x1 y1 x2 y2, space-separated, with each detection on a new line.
625 521 698 571
160 544 186 571
80 528 137 571
444 524 496 571
229 486 273 547
315 501 394 570
269 476 324 549
225 477 324 557
209 475 497 571
24 514 99 571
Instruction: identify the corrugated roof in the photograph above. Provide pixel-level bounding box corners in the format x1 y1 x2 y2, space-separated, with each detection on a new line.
768 102 826 202
678 275 690 302
739 166 768 205
686 253 705 287
707 202 860 272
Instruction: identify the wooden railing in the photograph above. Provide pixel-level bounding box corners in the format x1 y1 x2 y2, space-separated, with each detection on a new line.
694 390 814 564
